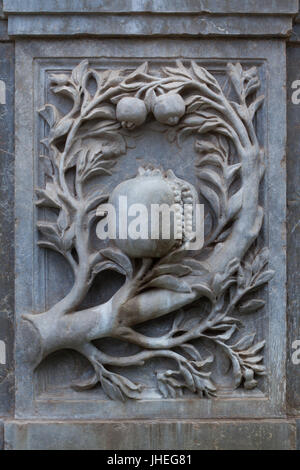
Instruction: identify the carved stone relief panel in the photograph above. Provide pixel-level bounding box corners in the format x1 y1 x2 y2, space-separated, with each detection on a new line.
14 39 286 420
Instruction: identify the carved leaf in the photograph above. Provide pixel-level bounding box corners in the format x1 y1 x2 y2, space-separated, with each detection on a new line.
159 248 186 265
225 163 241 186
179 364 195 391
227 190 243 221
180 344 202 361
149 264 192 279
231 355 243 388
195 153 223 169
239 340 265 357
85 192 109 213
245 364 266 374
172 309 186 330
191 61 220 91
173 313 199 332
249 95 264 120
212 258 239 296
37 240 62 254
78 120 120 140
57 209 69 233
195 375 217 397
194 355 214 369
199 184 221 220
157 378 171 398
84 104 116 121
81 163 116 181
100 248 133 279
243 355 263 364
191 283 215 302
50 73 70 86
237 263 252 289
51 85 77 100
62 224 75 252
35 60 268 401
214 325 236 341
65 149 82 170
120 62 153 90
227 63 244 97
163 61 192 80
252 247 269 274
227 63 260 101
37 222 61 248
35 188 61 209
198 168 223 192
49 117 74 143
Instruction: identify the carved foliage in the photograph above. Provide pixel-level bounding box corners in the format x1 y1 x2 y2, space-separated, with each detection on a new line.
33 60 272 401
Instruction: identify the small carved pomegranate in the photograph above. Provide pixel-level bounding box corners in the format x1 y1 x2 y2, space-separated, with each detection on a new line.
153 93 185 126
109 167 198 258
116 97 147 129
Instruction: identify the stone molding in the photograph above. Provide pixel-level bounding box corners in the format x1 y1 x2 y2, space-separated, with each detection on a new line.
2 0 299 38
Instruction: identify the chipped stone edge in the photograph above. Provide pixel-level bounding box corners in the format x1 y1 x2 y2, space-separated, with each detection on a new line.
2 419 297 450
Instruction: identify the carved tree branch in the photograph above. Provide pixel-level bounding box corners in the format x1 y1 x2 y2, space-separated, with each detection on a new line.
24 61 270 399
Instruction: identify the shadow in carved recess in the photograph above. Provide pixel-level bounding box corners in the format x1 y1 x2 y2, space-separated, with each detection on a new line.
24 60 273 401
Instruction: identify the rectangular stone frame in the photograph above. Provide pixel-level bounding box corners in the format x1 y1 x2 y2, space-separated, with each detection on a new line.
15 38 287 420
287 31 300 416
3 420 296 450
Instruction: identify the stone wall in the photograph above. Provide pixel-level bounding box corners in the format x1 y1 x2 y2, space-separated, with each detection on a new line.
0 0 300 450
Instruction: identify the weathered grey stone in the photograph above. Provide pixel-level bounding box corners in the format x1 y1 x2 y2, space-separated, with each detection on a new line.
297 420 300 449
4 420 296 450
14 38 287 421
0 421 3 450
286 43 300 413
290 23 300 42
3 0 298 38
0 0 8 41
0 0 294 452
0 42 14 417
0 21 8 41
3 0 298 15
5 14 295 38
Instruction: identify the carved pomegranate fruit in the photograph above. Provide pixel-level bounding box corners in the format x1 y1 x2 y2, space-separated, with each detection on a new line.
116 97 147 129
109 167 198 258
153 93 185 125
